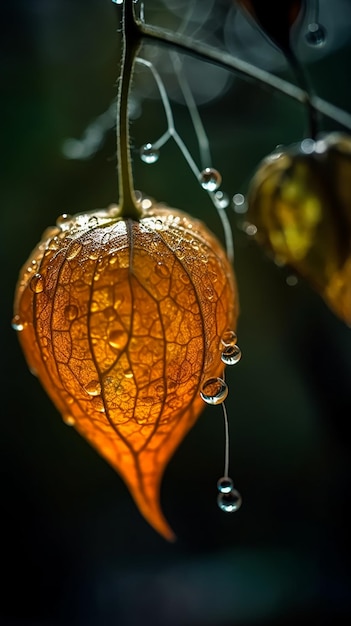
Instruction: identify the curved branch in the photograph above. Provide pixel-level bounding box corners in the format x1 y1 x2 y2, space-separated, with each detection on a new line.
136 20 351 132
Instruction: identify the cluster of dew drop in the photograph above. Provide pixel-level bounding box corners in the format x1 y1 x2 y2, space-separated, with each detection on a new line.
200 328 243 514
11 205 122 335
140 140 228 206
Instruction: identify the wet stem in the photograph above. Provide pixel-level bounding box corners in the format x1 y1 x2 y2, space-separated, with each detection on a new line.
117 0 142 220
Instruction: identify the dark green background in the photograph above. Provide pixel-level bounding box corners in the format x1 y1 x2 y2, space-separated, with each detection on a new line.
1 1 351 624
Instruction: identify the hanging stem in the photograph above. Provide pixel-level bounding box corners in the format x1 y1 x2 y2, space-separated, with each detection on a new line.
117 0 142 219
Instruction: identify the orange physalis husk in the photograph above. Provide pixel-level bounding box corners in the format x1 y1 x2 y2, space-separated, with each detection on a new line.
13 201 238 540
247 132 351 326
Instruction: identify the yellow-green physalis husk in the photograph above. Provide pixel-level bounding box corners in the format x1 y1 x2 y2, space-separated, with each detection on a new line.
247 132 351 325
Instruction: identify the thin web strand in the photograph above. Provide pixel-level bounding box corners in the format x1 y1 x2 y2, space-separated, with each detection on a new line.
171 51 212 169
222 401 230 479
136 56 234 261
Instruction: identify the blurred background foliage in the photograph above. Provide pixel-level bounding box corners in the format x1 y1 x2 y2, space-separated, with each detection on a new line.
1 0 351 624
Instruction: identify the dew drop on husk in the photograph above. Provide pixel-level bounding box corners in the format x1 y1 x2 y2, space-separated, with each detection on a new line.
30 273 45 294
11 315 25 331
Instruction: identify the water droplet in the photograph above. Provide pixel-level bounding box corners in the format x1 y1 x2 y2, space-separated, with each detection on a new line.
315 139 328 154
63 414 75 426
217 489 242 512
156 383 165 396
11 314 24 331
286 274 298 287
112 0 123 4
124 370 134 379
140 143 159 164
217 477 234 494
221 344 242 365
305 22 326 47
66 241 82 260
203 285 215 301
104 306 117 320
200 378 228 405
89 249 100 261
56 213 72 230
221 330 237 347
85 380 102 396
30 273 45 294
92 396 105 412
141 198 152 210
199 168 222 192
215 190 229 208
300 138 315 154
155 261 170 278
64 304 78 321
48 237 60 250
243 222 257 236
232 193 247 214
154 218 163 230
88 216 98 229
108 329 127 350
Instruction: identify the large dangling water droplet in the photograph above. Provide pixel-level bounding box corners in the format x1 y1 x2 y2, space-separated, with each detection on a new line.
305 22 326 47
30 273 45 294
199 168 222 192
200 378 228 405
221 344 242 365
217 476 234 494
221 330 237 348
217 489 242 512
140 143 159 164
